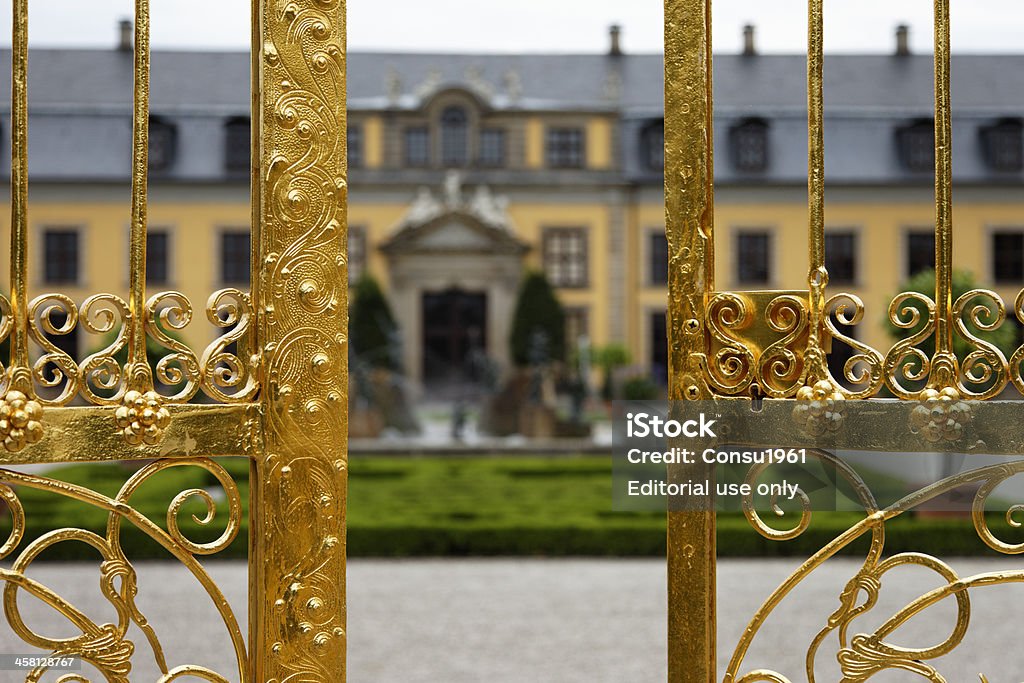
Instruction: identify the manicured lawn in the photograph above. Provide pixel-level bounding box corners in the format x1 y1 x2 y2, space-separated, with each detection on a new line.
0 455 1018 559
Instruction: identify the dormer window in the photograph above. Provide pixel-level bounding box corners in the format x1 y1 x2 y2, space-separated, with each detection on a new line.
641 120 664 171
148 116 177 172
225 117 251 174
405 126 430 167
980 118 1023 172
729 118 769 172
441 106 469 167
896 119 934 172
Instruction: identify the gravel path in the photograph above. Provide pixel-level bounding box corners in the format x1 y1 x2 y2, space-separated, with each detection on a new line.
0 557 1020 681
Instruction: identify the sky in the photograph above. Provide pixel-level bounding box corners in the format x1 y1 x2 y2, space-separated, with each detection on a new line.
0 0 1021 54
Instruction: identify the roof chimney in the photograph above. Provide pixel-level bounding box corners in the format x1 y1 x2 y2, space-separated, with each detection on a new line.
895 24 910 56
118 18 133 52
609 25 623 57
742 24 757 56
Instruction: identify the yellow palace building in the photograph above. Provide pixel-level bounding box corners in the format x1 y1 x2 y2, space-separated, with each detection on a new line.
1 24 1023 391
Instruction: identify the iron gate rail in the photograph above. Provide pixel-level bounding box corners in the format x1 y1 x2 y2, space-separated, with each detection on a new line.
666 1 1024 680
0 0 347 680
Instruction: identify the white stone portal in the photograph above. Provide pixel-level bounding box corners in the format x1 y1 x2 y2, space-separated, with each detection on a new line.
381 183 529 389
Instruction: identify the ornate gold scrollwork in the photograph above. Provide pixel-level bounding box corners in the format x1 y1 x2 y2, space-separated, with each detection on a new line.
757 295 809 398
0 459 245 682
145 292 201 402
28 294 80 406
727 455 1024 683
8 290 262 415
883 289 1009 403
79 293 132 406
700 292 756 396
200 289 258 403
823 293 884 399
951 289 1008 399
883 291 937 399
1007 288 1024 395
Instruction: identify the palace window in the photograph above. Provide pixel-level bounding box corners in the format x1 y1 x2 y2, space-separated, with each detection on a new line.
896 119 935 172
543 227 588 288
546 127 585 169
650 311 668 385
641 120 664 171
649 232 669 285
906 230 935 277
479 128 506 167
224 117 250 174
348 226 366 285
825 232 857 284
221 231 251 284
980 119 1024 172
729 118 769 172
993 230 1024 283
44 229 79 284
564 307 589 349
736 231 771 284
441 107 469 167
405 126 430 167
348 124 363 169
149 116 177 172
147 230 169 285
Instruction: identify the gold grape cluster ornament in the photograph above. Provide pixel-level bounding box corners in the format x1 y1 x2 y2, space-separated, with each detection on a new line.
909 387 972 443
0 390 43 453
115 390 171 446
792 379 845 437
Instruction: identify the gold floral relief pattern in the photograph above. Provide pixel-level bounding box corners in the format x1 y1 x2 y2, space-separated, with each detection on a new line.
251 0 348 681
0 459 245 682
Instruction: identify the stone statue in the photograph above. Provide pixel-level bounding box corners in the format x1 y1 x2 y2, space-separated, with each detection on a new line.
443 170 463 208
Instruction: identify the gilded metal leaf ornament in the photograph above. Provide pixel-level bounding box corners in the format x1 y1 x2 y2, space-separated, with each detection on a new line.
0 389 42 452
114 389 172 446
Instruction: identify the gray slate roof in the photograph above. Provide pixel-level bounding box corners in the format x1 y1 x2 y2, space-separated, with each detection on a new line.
0 48 1020 184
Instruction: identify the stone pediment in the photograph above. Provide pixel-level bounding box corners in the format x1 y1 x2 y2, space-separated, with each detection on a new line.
381 172 528 256
381 210 529 256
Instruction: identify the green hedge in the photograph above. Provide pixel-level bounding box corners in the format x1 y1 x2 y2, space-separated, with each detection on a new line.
0 456 1019 559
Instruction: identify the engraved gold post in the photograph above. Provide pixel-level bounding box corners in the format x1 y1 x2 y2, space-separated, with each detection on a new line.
250 0 348 680
931 0 956 388
9 0 29 381
128 0 151 385
665 0 715 679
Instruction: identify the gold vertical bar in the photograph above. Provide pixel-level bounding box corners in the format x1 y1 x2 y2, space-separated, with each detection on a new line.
803 0 829 377
251 0 348 680
933 0 953 359
9 0 29 373
128 0 150 374
807 0 825 281
665 0 715 680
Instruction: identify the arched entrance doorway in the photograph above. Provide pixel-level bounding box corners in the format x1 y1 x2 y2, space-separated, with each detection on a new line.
421 287 488 383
